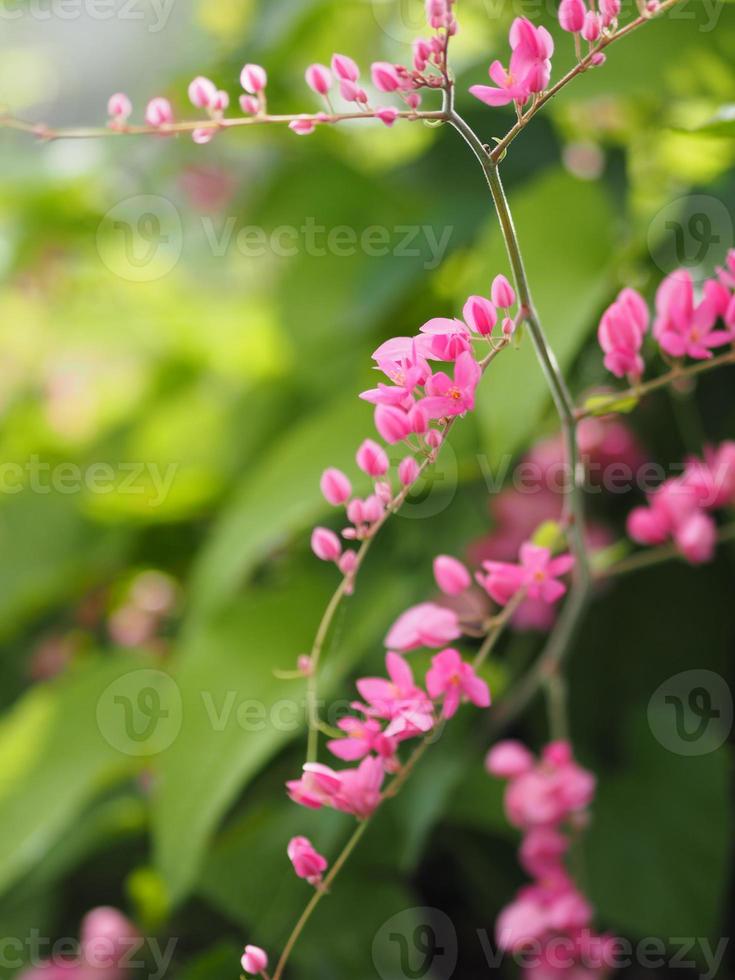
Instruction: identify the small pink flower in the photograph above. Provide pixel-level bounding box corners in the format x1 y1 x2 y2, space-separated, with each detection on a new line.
239 95 260 114
673 509 716 564
240 64 267 93
376 106 399 127
144 97 173 128
305 63 333 95
332 756 385 818
332 53 360 82
470 61 533 109
491 274 516 309
486 740 535 778
241 946 268 975
327 716 397 762
375 404 413 444
107 93 132 121
581 9 602 41
289 116 317 135
463 295 498 336
558 0 586 33
356 439 389 476
311 527 341 562
433 555 471 596
356 651 434 736
426 647 491 719
419 317 473 360
385 601 461 651
371 61 402 92
188 76 217 109
654 269 730 360
598 286 649 379
320 468 352 506
600 0 621 25
421 352 482 420
398 456 420 486
286 762 341 809
287 836 328 886
479 543 574 606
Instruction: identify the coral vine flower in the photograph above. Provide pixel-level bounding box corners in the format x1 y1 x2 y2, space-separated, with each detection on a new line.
418 317 472 360
597 286 649 379
287 758 385 819
425 648 490 719
241 946 268 975
470 18 554 109
653 269 730 360
327 716 397 762
420 352 482 420
433 555 472 596
357 652 434 736
384 601 461 651
287 836 328 886
479 543 574 606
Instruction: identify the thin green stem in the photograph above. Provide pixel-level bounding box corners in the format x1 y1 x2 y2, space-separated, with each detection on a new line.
599 522 735 579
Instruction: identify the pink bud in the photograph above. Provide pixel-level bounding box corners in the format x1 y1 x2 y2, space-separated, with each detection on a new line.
433 555 471 596
674 511 716 565
463 295 498 336
425 429 443 449
582 10 602 40
486 740 534 778
107 93 132 120
241 946 268 975
502 316 516 337
144 97 173 127
371 61 402 93
331 53 360 82
339 79 361 102
297 655 313 675
287 836 328 886
239 94 260 114
289 116 317 135
375 480 393 503
362 494 385 523
375 405 412 444
356 439 389 476
491 274 516 309
211 89 229 112
600 0 620 25
589 51 606 66
558 0 586 33
240 64 268 94
311 527 341 562
408 403 428 435
347 499 366 525
338 550 358 576
192 127 216 144
188 76 217 109
405 92 422 110
376 106 399 127
413 38 432 71
398 456 420 486
320 467 352 506
542 740 573 766
305 63 333 96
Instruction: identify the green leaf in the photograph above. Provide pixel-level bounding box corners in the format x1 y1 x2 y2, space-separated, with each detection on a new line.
187 393 370 621
586 716 731 941
459 169 617 461
685 104 735 137
584 393 640 416
0 656 145 897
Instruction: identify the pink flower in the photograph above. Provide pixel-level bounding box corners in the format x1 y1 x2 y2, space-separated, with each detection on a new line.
286 762 341 809
332 756 385 818
239 95 260 114
433 555 471 596
241 946 268 975
684 441 735 508
509 17 555 93
371 62 402 92
419 317 472 360
320 467 352 505
188 76 217 109
426 648 491 719
479 544 574 606
376 106 399 126
289 116 317 135
491 274 517 309
356 439 389 476
385 601 461 651
287 836 328 886
463 295 498 336
332 53 360 82
374 404 413 444
581 10 602 41
470 61 533 108
327 716 397 762
673 509 716 564
518 827 569 878
597 287 649 379
311 527 341 562
398 456 420 485
486 740 535 778
107 93 132 121
558 0 586 33
654 269 730 360
144 97 173 128
421 352 482 420
600 0 621 25
240 64 267 94
356 652 434 735
305 63 332 95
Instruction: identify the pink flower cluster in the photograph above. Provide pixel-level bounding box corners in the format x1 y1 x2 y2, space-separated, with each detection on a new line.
487 741 615 977
470 18 554 109
311 280 518 580
598 258 735 380
287 647 489 818
627 440 735 564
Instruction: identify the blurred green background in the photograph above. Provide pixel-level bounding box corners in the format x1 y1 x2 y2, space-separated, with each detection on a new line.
0 0 734 976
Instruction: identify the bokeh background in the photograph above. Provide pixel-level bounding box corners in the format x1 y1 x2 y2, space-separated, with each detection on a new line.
1 0 734 977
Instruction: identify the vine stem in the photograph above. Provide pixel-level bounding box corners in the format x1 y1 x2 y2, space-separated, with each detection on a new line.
575 348 735 420
599 522 735 578
490 0 687 162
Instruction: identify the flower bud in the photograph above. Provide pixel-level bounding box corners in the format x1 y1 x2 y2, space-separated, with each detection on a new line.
241 946 268 975
311 527 342 562
211 89 229 112
582 10 602 40
558 0 586 33
305 63 333 95
107 93 132 120
239 94 260 114
491 274 516 309
398 456 420 486
486 740 534 778
376 106 399 127
144 97 173 127
188 76 217 109
374 405 412 444
240 64 267 93
371 61 402 92
289 116 317 135
331 53 360 82
433 555 471 596
463 295 497 336
320 467 352 506
356 439 389 476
